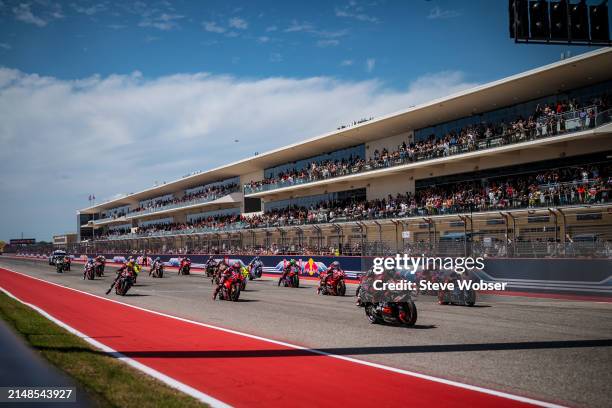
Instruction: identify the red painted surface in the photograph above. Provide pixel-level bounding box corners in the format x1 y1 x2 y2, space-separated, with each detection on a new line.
0 267 543 408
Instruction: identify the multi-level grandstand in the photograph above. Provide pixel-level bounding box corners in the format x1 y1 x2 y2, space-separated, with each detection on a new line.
74 49 611 268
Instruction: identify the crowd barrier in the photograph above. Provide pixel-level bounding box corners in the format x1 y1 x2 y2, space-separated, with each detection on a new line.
6 252 611 298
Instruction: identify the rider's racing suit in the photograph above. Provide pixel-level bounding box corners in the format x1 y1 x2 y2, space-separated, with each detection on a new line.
212 265 239 300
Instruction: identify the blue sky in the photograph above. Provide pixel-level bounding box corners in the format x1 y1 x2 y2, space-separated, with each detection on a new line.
0 0 602 87
0 0 609 241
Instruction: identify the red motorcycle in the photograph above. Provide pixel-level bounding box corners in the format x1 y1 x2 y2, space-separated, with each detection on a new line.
178 258 191 275
278 266 300 287
218 271 242 301
84 263 95 280
318 269 346 296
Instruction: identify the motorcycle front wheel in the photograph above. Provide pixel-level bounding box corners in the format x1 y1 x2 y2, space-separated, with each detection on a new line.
231 285 241 301
365 304 381 324
337 281 346 296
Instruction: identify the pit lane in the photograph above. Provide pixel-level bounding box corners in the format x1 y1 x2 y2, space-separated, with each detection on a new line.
1 257 610 408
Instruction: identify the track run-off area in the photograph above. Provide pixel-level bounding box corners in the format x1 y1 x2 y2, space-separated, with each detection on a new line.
0 258 611 408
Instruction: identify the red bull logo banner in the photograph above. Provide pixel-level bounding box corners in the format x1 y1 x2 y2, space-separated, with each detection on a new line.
274 258 329 277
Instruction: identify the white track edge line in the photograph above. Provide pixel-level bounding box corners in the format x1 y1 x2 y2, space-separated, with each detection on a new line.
0 285 231 408
1 266 566 408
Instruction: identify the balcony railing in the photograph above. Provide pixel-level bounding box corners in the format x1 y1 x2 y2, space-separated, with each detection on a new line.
244 106 608 195
101 222 249 240
126 188 240 218
92 188 240 223
97 180 610 240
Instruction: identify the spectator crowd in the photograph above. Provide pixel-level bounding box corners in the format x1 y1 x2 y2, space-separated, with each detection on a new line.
98 163 610 240
244 94 609 194
101 183 239 219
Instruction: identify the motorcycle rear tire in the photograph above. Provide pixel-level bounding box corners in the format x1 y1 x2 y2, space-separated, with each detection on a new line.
400 301 418 327
465 289 476 306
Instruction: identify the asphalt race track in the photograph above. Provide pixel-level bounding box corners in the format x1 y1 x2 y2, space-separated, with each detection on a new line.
1 257 611 407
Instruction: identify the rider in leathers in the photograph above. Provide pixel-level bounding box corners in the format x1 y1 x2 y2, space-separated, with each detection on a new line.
318 261 342 293
150 257 162 276
212 261 241 300
279 259 298 286
83 258 95 279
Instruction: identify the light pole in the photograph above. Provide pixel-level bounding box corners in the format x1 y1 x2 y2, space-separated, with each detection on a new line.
88 194 96 255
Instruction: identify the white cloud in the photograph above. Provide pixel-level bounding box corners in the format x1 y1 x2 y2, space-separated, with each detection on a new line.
203 21 226 33
228 17 248 30
335 8 379 23
284 20 314 33
139 13 184 31
317 39 340 47
366 58 376 73
258 36 270 43
72 2 106 16
13 3 48 27
340 59 353 66
428 6 462 20
265 25 278 32
0 43 10 50
0 67 477 240
335 1 379 23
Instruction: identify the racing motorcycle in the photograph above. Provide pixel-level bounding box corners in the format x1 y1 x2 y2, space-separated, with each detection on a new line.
212 263 227 286
178 258 191 275
55 256 70 273
278 266 300 288
364 296 418 327
217 271 242 301
204 258 218 278
63 256 71 271
318 268 346 296
150 262 164 278
106 270 134 296
357 271 418 326
437 273 476 306
94 258 105 277
247 259 263 280
84 263 96 280
239 266 249 291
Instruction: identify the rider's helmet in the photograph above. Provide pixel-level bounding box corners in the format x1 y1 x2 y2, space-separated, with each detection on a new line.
155 257 160 262
233 261 241 270
289 259 297 266
331 261 340 269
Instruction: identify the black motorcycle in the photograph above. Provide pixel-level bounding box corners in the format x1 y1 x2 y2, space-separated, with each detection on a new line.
357 271 418 327
106 271 134 296
150 263 164 278
94 260 105 277
55 257 69 273
204 259 218 278
363 298 418 327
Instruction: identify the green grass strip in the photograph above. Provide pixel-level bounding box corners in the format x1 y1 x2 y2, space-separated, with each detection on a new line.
0 292 207 407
